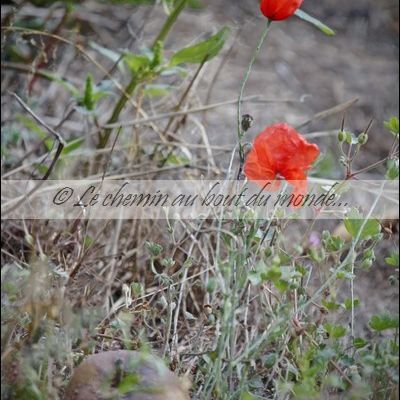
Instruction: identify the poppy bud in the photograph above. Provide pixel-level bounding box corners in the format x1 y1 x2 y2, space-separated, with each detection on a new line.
338 130 346 143
241 114 254 132
260 0 304 21
358 133 369 145
361 259 373 269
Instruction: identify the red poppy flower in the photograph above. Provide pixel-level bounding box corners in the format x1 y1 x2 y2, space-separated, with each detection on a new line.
260 0 304 21
244 123 320 197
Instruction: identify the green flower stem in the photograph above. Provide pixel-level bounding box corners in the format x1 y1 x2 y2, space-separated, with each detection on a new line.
237 20 272 174
99 76 139 148
152 0 189 46
99 0 189 149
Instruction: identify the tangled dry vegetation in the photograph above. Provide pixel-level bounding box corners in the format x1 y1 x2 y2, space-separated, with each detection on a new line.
1 1 399 399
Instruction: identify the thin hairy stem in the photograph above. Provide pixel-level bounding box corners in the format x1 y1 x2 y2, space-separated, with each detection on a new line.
237 20 272 177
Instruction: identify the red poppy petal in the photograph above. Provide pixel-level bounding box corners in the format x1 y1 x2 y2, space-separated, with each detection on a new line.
254 137 277 172
244 147 276 182
244 122 320 199
273 0 304 20
256 123 319 172
283 138 320 171
282 169 308 196
260 0 304 21
253 123 294 166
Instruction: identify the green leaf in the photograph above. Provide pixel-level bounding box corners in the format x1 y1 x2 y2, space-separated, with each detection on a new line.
33 162 49 175
169 27 230 66
145 241 163 257
322 299 341 311
344 210 381 240
83 74 95 111
83 235 93 248
343 298 360 311
384 117 399 137
248 271 262 286
46 74 80 97
249 261 285 286
309 247 325 263
90 41 122 63
240 392 257 400
165 153 190 166
274 279 289 292
385 252 399 268
130 282 143 296
142 84 171 98
17 114 54 150
261 266 282 282
263 353 277 368
324 323 347 339
386 159 399 180
323 235 344 252
187 0 204 8
161 65 188 78
353 337 368 349
161 0 174 13
124 53 151 73
369 314 399 331
295 9 335 36
75 75 112 113
61 137 85 156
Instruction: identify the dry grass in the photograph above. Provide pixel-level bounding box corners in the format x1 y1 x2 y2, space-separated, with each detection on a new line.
1 1 399 399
